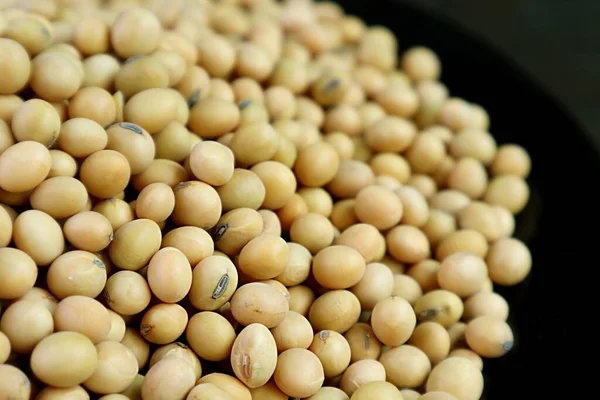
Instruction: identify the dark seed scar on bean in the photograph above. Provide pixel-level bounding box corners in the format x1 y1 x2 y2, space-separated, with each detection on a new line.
364 332 370 350
320 330 330 341
174 181 191 191
188 90 200 109
242 353 252 379
419 308 443 320
213 223 228 242
324 79 341 92
212 274 229 299
140 324 153 336
120 122 143 134
239 99 252 109
93 257 106 269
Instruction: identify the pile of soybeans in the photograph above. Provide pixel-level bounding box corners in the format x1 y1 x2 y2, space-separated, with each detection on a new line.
0 0 534 399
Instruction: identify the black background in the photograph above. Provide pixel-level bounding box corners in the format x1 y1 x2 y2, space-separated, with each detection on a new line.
339 0 594 398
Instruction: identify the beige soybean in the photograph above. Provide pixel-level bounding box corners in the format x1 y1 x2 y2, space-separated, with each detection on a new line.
15 287 58 314
447 322 468 349
490 144 531 178
336 223 384 264
327 160 375 198
187 382 233 400
141 357 195 400
447 157 488 199
30 52 83 102
149 342 202 381
30 176 87 219
34 385 89 400
54 295 110 344
140 303 188 345
294 142 341 187
57 117 107 158
408 322 451 364
93 198 135 232
259 209 282 236
106 310 126 342
297 187 334 217
123 88 181 134
147 247 192 303
330 199 359 231
197 373 252 400
82 54 120 91
371 296 416 347
0 300 53 353
420 393 459 400
309 330 352 378
274 348 325 398
350 381 403 399
232 78 265 104
46 250 107 299
484 175 530 214
238 234 289 280
437 252 489 298
104 271 151 316
309 290 361 333
213 208 264 256
486 238 532 286
366 116 416 153
324 131 355 160
0 94 24 123
80 150 131 199
465 316 514 358
187 311 236 362
370 153 412 186
189 255 238 311
0 141 51 193
115 56 169 99
109 219 161 271
153 121 190 162
396 186 430 228
230 121 279 167
422 210 457 247
48 150 77 178
340 359 386 397
0 364 30 399
216 169 266 212
379 345 431 388
111 7 162 59
13 209 64 266
448 349 484 370
354 185 403 230
31 332 98 388
274 242 312 287
172 181 222 229
83 341 138 395
248 380 289 400
463 291 510 321
230 323 278 388
105 122 156 175
426 357 483 400
68 87 116 127
131 159 189 191
312 245 366 289
387 225 431 264
120 328 150 370
161 226 214 266
392 274 423 306
343 323 382 363
0 248 37 299
351 263 394 310
230 282 289 328
436 228 488 261
135 183 175 223
11 98 61 146
449 129 497 165
414 290 464 327
250 161 297 209
0 38 31 95
190 140 235 185
189 98 240 139
277 193 309 232
407 174 438 199
289 213 335 255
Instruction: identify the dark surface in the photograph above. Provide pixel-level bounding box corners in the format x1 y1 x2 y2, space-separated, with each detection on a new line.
340 0 593 397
